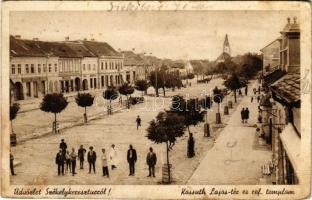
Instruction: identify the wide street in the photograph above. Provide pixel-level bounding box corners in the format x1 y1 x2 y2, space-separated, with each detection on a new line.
11 78 238 185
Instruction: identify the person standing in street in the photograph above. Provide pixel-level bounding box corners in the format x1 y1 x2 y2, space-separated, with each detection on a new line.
187 133 195 158
65 150 71 174
70 148 77 176
257 95 260 103
127 145 137 176
245 108 250 123
87 146 97 174
251 96 254 103
109 144 117 170
10 151 16 176
55 149 65 176
59 139 67 155
78 145 86 169
146 147 157 177
136 115 141 130
245 86 248 96
101 148 109 178
241 108 245 123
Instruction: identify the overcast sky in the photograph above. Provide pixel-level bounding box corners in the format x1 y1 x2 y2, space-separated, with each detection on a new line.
10 11 298 60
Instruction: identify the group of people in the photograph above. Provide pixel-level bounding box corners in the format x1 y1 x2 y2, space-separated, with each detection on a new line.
55 139 157 178
240 108 250 123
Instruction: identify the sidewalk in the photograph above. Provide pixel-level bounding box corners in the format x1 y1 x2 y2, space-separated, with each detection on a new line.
188 81 272 185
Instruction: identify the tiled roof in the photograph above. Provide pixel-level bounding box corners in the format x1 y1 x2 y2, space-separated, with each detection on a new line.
121 51 145 66
263 68 286 86
82 41 121 57
10 36 118 58
270 73 300 105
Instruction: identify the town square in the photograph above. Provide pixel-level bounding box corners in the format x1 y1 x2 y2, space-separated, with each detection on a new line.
8 10 302 187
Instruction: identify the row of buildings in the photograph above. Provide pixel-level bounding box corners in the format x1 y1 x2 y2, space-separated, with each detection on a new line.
9 36 156 101
259 17 301 184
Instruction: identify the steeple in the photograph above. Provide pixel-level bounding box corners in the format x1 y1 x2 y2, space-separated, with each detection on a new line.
223 34 231 56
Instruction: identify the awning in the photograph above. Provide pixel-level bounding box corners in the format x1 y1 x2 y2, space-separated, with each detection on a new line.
263 69 286 86
270 73 300 107
279 124 302 181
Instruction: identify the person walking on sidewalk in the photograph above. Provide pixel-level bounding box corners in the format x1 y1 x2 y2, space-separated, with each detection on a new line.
240 108 245 123
70 148 77 176
245 108 250 123
87 146 97 174
109 144 118 170
127 145 137 176
187 133 195 158
10 151 17 176
257 95 260 103
55 149 65 176
251 96 254 103
136 115 141 130
78 145 86 169
65 150 71 174
245 86 248 96
101 148 109 178
146 147 157 177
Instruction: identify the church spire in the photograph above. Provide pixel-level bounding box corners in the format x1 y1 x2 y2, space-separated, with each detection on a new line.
223 34 231 56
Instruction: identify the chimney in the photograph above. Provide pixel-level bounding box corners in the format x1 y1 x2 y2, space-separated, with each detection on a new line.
14 35 21 39
65 36 69 41
293 17 297 24
33 38 39 41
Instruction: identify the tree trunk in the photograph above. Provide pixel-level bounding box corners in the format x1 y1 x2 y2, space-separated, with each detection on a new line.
234 89 237 103
84 107 87 123
155 87 159 97
187 126 191 134
218 103 220 113
54 113 57 133
126 95 130 109
142 90 144 97
166 141 171 183
163 87 166 97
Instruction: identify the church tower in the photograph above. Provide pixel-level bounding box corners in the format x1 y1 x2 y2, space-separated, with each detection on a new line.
223 34 231 56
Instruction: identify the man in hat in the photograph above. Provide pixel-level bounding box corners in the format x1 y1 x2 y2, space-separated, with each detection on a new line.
55 149 65 176
78 145 86 169
59 139 67 155
87 146 97 174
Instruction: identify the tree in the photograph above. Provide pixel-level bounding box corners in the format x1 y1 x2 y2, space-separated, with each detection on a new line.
237 53 262 80
103 86 119 115
135 79 149 96
40 93 68 133
224 73 246 103
213 87 224 124
149 70 166 97
146 111 185 183
75 93 94 123
165 72 182 91
10 103 20 134
169 95 205 134
118 83 135 109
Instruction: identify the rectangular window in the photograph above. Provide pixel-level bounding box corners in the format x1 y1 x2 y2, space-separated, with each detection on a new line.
54 64 57 72
83 64 86 71
90 78 93 88
88 64 91 71
105 62 108 70
11 64 15 74
17 64 21 74
38 64 41 73
43 64 46 72
101 62 103 70
31 64 35 73
48 64 52 72
93 64 96 70
26 64 29 73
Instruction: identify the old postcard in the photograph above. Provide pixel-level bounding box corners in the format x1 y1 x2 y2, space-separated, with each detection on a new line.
1 1 311 199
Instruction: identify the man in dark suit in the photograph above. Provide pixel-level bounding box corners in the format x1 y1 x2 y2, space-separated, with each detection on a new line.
59 139 67 155
87 146 96 173
10 151 16 176
78 145 86 169
146 147 157 177
127 145 137 176
55 149 65 176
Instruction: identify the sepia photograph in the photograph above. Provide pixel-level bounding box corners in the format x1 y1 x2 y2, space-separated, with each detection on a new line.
1 1 311 199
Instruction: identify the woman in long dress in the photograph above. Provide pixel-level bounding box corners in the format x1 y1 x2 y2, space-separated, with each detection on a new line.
109 144 118 170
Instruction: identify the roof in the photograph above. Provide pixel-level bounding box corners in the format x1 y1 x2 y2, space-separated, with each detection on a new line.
121 51 145 66
216 52 231 62
263 68 286 86
260 38 281 52
82 41 121 57
10 36 119 58
270 73 300 106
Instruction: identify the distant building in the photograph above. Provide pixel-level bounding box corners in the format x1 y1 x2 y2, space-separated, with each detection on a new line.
216 34 231 63
9 36 132 101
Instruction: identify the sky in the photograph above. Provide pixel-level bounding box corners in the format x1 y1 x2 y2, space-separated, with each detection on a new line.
10 10 299 60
